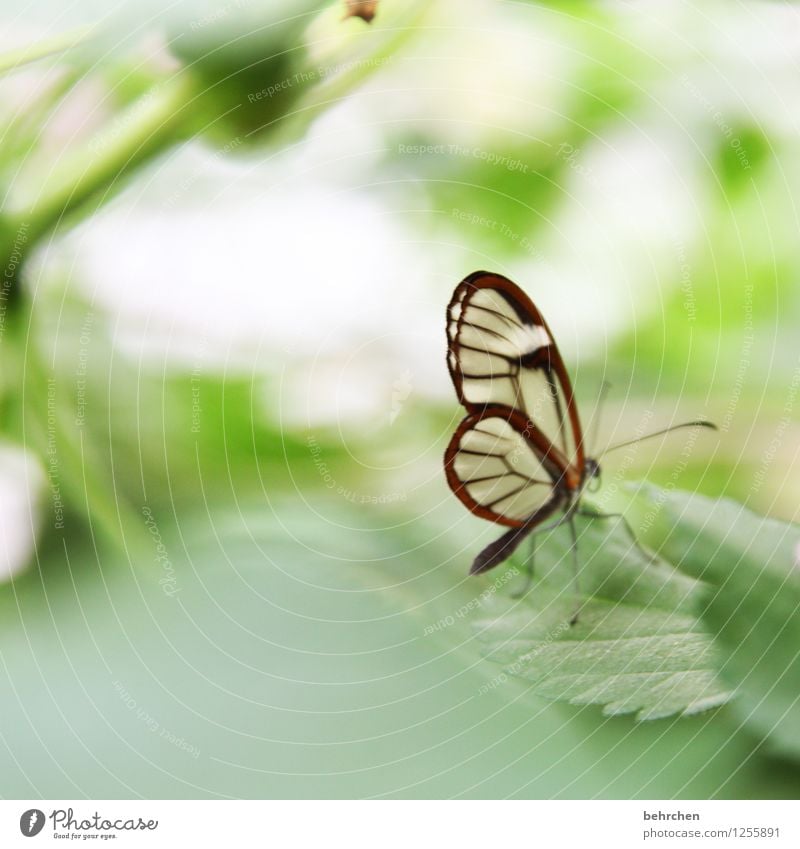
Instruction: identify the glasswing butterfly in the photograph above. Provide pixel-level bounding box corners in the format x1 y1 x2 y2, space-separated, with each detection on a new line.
444 270 714 623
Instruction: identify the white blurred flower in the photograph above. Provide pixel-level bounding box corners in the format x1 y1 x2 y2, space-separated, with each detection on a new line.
37 144 453 427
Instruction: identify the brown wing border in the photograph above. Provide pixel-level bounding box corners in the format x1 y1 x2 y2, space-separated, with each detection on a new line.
446 269 586 474
444 404 569 528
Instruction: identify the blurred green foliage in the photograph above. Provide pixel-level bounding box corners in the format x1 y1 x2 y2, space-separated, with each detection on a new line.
636 487 800 763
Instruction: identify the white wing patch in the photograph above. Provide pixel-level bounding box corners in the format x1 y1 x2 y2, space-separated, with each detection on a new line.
509 322 551 357
449 414 555 523
449 285 552 410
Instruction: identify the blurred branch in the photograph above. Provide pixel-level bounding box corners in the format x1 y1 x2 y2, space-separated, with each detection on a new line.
0 0 419 303
282 0 428 143
0 0 429 560
3 71 197 253
0 24 98 76
0 0 433 562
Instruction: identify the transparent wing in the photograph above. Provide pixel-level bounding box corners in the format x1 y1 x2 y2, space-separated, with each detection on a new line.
447 271 584 471
518 365 578 471
444 407 563 528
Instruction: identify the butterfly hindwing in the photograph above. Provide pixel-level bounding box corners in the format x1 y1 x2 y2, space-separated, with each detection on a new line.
444 405 565 528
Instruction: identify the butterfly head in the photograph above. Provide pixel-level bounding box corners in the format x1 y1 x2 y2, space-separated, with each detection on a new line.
583 456 602 492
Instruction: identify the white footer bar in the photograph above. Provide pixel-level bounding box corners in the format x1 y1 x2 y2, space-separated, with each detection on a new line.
1 800 795 848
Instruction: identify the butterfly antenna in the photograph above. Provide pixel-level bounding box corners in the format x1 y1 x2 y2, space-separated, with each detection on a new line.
599 420 717 457
588 380 612 455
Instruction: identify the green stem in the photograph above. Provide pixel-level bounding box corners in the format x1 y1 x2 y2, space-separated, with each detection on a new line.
0 23 98 76
5 70 199 250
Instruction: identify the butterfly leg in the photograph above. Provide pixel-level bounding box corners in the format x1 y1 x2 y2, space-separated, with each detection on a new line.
504 510 573 598
567 513 582 626
511 535 536 599
576 505 657 564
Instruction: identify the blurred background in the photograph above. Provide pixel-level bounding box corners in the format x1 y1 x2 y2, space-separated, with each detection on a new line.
1 0 799 798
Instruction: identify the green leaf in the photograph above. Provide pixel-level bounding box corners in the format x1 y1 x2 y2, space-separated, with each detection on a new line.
473 510 732 720
631 485 800 759
2 492 797 798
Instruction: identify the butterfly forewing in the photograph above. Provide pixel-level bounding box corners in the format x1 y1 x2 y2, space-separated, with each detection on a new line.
447 271 585 472
445 407 565 528
448 279 545 409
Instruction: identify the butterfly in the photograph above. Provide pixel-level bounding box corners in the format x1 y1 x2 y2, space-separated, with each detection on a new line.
444 270 714 622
